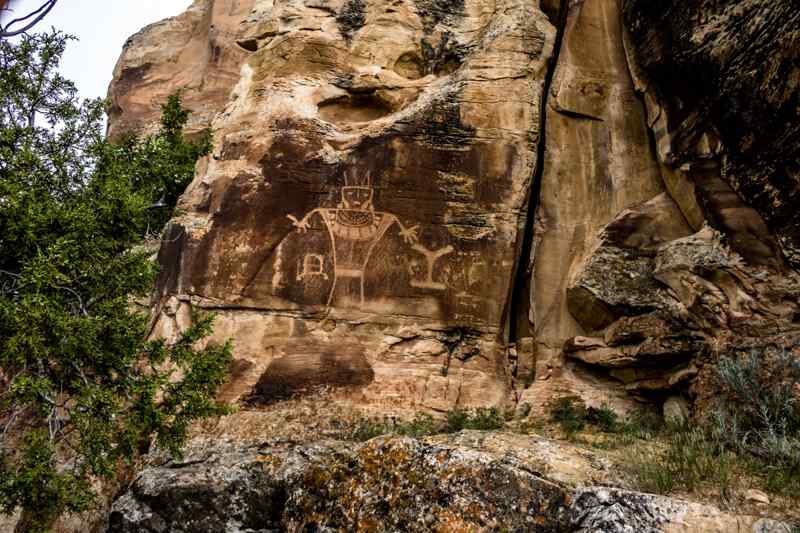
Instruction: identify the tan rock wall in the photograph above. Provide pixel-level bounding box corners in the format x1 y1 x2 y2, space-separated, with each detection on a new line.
115 0 556 410
107 0 255 139
521 0 665 410
109 0 800 418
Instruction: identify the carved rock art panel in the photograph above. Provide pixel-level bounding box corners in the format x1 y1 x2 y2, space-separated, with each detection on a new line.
136 0 555 407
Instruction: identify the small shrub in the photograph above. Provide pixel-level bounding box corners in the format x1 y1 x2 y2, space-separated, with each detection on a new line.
628 346 800 500
445 408 470 433
710 347 800 495
715 348 800 437
464 407 505 431
350 417 394 442
349 407 505 442
548 396 586 437
587 404 619 433
445 407 504 432
396 413 439 437
620 409 663 440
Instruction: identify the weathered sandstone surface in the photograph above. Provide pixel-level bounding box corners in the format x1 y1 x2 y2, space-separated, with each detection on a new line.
623 0 800 269
513 0 800 414
108 429 792 533
108 0 255 139
132 0 556 411
104 0 800 426
95 0 800 529
520 0 667 412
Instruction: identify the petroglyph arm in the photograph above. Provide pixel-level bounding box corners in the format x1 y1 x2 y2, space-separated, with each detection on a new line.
410 244 455 290
287 208 324 232
385 214 419 244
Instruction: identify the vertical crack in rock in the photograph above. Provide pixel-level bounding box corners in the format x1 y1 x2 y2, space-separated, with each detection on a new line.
506 0 569 400
507 0 570 375
521 0 668 412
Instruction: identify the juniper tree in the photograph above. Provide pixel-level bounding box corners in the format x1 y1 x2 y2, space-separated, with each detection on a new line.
0 32 228 532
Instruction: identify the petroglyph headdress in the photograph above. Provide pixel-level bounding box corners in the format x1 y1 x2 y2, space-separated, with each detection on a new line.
343 167 372 188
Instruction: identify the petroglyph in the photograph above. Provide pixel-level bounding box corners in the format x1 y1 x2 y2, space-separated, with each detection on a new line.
287 171 422 308
410 244 454 290
297 254 328 282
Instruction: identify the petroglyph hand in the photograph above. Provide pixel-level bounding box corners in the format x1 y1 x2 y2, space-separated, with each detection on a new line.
287 214 309 232
399 224 419 244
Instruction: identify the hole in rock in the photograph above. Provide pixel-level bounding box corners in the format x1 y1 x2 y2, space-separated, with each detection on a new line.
394 52 425 80
318 93 394 124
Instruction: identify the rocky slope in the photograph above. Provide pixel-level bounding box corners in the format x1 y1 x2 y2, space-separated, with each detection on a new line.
93 0 800 530
108 423 792 533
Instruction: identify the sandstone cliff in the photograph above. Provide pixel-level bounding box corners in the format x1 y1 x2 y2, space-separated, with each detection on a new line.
98 0 800 530
124 0 556 412
108 0 800 419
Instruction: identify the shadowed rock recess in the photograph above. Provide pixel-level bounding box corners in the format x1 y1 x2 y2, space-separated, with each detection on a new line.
100 0 800 530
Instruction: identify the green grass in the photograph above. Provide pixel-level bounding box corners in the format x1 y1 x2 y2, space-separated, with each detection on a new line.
547 397 634 440
547 396 587 438
446 407 504 432
587 404 620 433
348 407 505 441
627 425 733 496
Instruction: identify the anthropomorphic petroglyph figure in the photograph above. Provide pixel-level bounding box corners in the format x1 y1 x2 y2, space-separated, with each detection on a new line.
287 171 420 308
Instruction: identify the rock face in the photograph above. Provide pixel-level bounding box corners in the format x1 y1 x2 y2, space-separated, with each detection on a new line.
514 0 800 413
578 0 800 410
524 0 665 411
0 0 787 531
108 0 255 138
107 432 792 533
125 0 556 411
622 0 800 269
107 0 800 487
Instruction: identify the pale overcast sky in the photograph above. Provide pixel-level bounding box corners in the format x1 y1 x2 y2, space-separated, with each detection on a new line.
7 0 193 100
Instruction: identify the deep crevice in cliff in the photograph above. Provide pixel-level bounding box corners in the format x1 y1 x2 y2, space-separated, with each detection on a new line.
506 0 570 355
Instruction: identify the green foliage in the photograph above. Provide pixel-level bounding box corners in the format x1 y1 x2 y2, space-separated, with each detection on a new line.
0 32 226 530
548 396 587 437
349 417 394 442
586 404 619 433
99 93 212 235
349 413 440 441
714 348 800 442
398 412 439 437
544 396 668 451
445 407 504 432
626 347 800 500
628 425 733 496
709 347 800 496
349 407 505 441
617 409 664 441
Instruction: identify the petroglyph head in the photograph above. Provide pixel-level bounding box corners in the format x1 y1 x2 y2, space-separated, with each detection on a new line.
341 186 374 210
